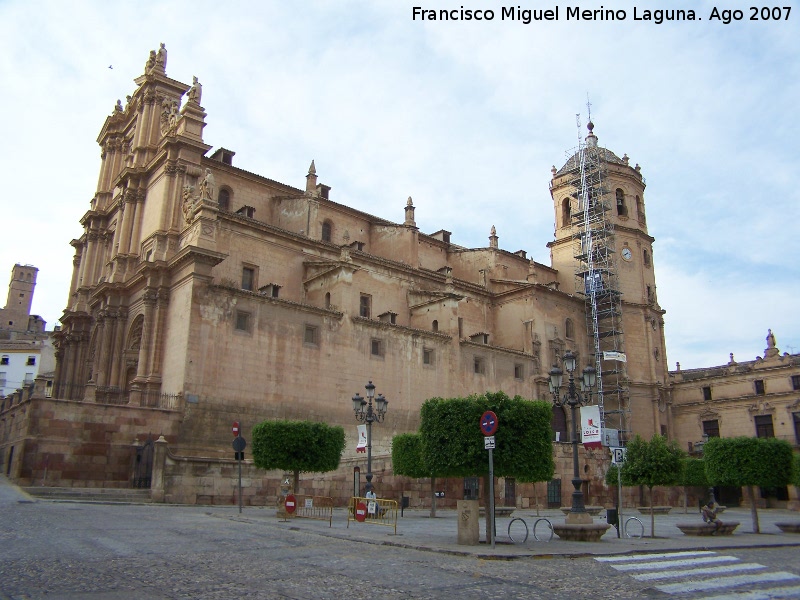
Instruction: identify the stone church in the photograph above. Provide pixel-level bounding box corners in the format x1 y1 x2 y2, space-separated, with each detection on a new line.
3 46 795 508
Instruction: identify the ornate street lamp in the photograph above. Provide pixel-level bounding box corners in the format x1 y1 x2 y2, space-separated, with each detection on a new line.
351 380 388 494
549 350 596 524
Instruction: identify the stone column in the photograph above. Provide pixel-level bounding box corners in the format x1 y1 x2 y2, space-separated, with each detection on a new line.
109 308 127 388
94 309 115 389
148 290 169 381
150 435 168 503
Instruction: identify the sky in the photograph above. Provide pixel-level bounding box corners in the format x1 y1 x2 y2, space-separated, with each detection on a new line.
1 0 798 370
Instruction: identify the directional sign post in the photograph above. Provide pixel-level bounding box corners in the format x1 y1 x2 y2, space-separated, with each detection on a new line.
611 447 626 538
480 411 498 549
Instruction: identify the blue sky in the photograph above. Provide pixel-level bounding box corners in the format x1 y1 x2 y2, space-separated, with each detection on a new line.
1 0 798 369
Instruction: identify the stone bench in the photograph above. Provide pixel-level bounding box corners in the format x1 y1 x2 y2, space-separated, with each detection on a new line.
560 506 604 516
478 506 515 518
676 521 740 536
775 523 800 534
636 506 672 515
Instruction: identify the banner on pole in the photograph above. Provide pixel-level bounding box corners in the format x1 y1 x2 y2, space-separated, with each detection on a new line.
603 351 627 363
356 424 367 453
580 405 603 449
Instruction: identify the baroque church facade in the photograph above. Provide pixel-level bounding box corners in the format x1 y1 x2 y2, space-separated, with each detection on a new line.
3 46 795 508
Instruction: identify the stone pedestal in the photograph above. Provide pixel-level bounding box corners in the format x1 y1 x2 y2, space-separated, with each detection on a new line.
457 499 480 545
565 511 594 525
552 523 611 541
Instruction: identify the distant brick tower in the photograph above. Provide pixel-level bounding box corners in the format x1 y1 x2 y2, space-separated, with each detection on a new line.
0 264 39 332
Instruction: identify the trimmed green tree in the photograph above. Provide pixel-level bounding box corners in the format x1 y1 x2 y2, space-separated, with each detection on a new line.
392 432 441 517
703 436 794 533
418 391 554 542
251 420 346 494
621 434 683 537
678 457 708 514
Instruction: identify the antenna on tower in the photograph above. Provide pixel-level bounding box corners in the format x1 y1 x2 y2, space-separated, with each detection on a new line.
586 93 592 124
576 113 582 146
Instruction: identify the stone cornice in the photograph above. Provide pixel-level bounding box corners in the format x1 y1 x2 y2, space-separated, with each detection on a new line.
351 315 452 341
209 284 344 319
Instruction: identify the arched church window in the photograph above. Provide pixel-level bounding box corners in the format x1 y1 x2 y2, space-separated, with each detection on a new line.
561 198 571 227
321 220 333 243
565 318 574 339
616 188 627 217
643 249 651 267
636 195 645 223
325 292 331 309
432 319 438 332
218 188 230 211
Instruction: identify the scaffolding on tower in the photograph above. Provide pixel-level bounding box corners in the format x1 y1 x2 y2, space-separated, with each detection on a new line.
564 115 631 443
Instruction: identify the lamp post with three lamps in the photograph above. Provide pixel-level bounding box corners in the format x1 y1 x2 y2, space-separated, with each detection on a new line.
351 380 388 495
549 350 596 525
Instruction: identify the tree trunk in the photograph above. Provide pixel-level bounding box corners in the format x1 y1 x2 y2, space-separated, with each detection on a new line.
649 486 656 538
430 476 437 518
293 470 300 496
747 485 761 533
683 486 688 514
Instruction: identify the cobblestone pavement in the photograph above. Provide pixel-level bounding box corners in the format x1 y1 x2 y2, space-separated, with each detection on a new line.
2 478 799 599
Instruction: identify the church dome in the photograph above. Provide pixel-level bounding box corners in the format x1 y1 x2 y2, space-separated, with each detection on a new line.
555 122 628 176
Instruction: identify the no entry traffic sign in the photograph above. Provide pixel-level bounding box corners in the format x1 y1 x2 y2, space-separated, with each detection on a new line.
480 411 498 436
232 421 240 437
355 501 367 522
285 494 297 514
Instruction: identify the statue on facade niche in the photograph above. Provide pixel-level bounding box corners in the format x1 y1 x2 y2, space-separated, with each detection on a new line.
161 97 180 135
188 76 202 104
145 50 156 73
181 185 196 223
115 99 123 113
766 329 776 349
199 169 216 200
156 43 167 72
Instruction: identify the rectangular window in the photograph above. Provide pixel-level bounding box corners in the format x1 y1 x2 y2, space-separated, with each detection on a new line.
304 325 318 345
26 356 36 366
24 373 34 385
754 414 774 438
370 339 384 357
235 311 250 332
359 294 371 319
702 386 712 401
514 364 523 380
754 379 765 395
0 356 8 366
702 419 720 438
473 357 485 375
423 348 434 366
241 267 255 291
792 375 800 391
0 372 6 387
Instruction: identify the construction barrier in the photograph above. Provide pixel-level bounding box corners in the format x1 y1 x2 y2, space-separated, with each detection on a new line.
347 496 398 534
280 494 334 527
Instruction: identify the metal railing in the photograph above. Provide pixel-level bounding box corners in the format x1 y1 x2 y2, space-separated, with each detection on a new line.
347 496 398 534
279 495 334 526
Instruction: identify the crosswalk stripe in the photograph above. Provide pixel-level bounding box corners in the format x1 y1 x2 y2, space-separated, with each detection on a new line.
655 571 800 595
632 563 766 581
594 551 716 562
699 585 800 599
612 555 739 571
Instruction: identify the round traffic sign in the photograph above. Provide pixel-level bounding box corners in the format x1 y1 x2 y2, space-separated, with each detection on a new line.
232 436 246 452
480 411 498 436
355 501 367 522
285 494 297 514
232 421 240 437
